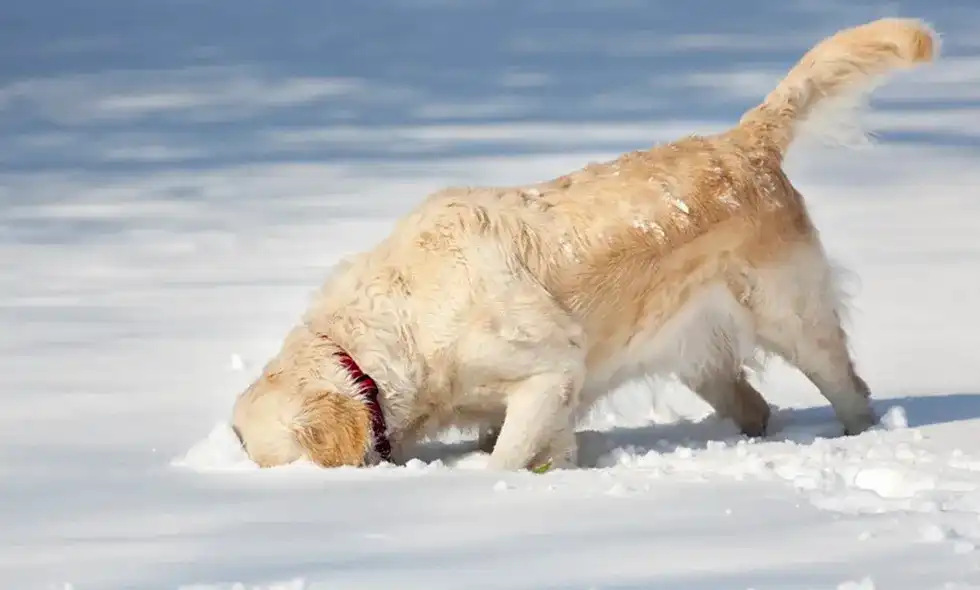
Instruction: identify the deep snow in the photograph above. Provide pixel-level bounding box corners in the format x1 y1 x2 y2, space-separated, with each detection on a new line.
3 1 980 588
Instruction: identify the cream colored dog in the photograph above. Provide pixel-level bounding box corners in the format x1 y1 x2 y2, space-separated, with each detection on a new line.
231 18 937 471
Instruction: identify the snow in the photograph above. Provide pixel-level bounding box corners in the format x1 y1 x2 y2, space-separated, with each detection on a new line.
4 1 980 588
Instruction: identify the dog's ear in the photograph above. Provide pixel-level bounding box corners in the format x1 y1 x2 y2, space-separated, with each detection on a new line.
292 390 372 468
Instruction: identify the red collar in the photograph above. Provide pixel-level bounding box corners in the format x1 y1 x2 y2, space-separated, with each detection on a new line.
333 351 392 463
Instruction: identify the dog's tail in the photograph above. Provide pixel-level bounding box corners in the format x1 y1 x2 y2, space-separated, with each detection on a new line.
737 17 937 155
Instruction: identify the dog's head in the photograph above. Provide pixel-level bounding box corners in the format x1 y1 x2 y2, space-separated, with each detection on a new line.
231 368 376 469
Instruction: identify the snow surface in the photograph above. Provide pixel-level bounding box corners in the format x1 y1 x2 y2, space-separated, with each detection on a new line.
4 1 980 588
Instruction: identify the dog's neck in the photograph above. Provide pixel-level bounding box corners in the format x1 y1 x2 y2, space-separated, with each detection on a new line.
332 348 393 463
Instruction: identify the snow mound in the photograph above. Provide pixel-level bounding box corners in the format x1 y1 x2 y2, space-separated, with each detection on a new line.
171 422 257 472
879 405 909 430
852 466 936 499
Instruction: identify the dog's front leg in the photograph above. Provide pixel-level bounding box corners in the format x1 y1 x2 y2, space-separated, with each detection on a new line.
476 423 501 454
455 260 586 471
486 371 581 471
386 436 415 466
384 413 431 466
530 424 577 470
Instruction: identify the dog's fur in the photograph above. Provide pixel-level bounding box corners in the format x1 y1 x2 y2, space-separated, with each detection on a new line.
232 18 937 470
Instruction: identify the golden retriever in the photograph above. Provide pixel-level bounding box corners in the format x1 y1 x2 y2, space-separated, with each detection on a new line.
231 18 937 471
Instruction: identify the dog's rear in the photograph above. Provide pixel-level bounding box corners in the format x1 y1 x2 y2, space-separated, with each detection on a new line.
554 18 937 438
739 18 934 430
646 18 937 435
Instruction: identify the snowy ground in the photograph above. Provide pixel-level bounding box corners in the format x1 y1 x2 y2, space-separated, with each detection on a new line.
4 1 980 588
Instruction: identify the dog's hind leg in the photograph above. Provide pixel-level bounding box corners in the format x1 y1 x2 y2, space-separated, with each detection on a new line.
751 248 876 435
682 368 771 437
665 284 771 436
674 329 770 437
758 312 875 435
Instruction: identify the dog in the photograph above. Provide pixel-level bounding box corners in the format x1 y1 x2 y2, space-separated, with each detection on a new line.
231 18 937 471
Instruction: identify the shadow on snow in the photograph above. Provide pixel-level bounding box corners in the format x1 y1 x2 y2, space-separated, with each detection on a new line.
413 392 980 468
